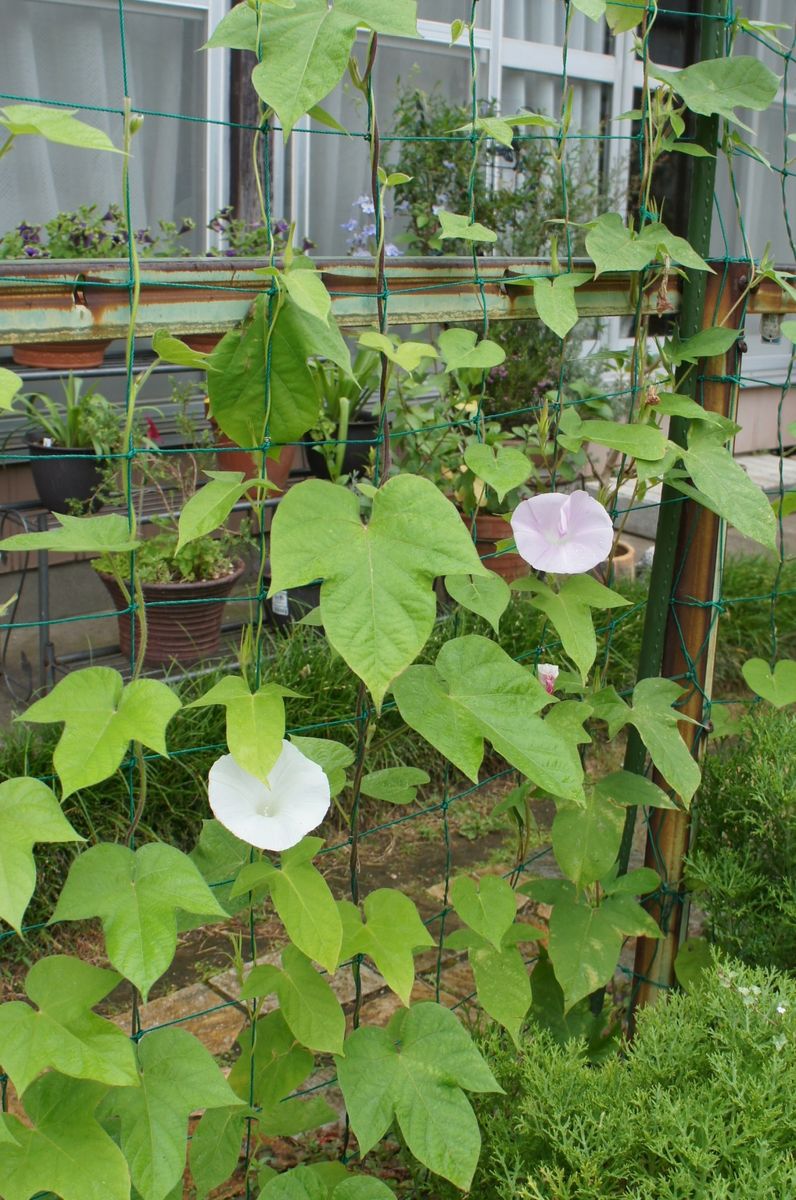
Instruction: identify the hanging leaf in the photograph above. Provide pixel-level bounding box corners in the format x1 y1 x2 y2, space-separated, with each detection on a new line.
450 874 517 951
0 513 139 555
283 267 333 323
359 766 430 805
190 819 253 916
204 2 256 50
652 57 780 128
678 424 778 550
532 273 592 339
741 657 796 708
552 792 625 887
207 293 349 450
251 1 358 138
529 885 662 1009
664 325 741 367
674 937 712 991
0 367 22 411
585 213 710 277
228 1009 336 1138
52 843 227 998
102 1026 241 1200
0 1075 130 1200
0 777 83 932
463 443 532 501
358 331 438 373
231 837 343 972
0 956 137 1096
438 328 506 371
21 668 181 799
269 476 488 709
627 678 701 804
152 331 219 371
177 471 271 552
291 736 355 797
392 634 583 800
338 889 434 1004
334 0 418 38
0 104 121 153
190 1105 254 1200
437 210 497 243
605 0 646 32
444 572 511 634
593 770 678 810
188 676 296 783
336 1003 501 1189
241 945 346 1055
454 111 555 149
513 575 629 682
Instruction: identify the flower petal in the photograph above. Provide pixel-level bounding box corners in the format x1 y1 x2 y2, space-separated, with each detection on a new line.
208 741 330 852
510 490 613 574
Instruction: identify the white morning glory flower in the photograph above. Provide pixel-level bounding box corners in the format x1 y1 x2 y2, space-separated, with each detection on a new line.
208 740 330 852
510 489 613 574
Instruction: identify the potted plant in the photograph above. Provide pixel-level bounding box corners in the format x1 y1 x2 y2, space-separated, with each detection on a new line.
305 346 383 481
91 448 247 668
0 203 195 367
14 375 121 512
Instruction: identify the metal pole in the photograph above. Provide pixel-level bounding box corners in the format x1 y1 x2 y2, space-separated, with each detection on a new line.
632 263 746 1009
615 0 726 875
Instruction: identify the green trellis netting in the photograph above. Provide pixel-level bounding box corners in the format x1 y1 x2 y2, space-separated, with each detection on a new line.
0 0 795 1193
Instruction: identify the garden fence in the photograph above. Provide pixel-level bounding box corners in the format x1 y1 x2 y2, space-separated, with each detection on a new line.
0 0 795 1194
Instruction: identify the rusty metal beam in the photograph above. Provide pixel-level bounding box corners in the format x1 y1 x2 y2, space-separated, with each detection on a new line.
0 256 682 344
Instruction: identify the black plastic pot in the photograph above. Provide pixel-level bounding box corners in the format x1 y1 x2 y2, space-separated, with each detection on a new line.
266 580 322 631
305 418 382 480
26 437 105 513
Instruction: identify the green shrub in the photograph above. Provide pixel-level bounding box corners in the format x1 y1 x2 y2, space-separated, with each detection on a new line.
424 961 796 1199
686 707 796 972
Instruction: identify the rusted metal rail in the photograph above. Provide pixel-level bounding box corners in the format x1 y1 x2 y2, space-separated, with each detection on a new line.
0 256 683 343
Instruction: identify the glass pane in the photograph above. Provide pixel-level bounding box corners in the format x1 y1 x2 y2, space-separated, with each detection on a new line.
506 1 606 52
305 42 487 255
0 0 207 251
418 0 490 25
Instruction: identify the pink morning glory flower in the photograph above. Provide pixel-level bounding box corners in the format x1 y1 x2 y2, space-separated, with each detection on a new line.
511 489 613 574
537 663 560 695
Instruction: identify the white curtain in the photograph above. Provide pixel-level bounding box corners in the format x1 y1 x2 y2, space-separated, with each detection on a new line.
0 0 208 246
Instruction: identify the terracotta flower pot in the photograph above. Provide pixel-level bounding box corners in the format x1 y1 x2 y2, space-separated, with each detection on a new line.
213 432 296 494
460 510 529 582
12 340 111 370
98 561 245 669
592 540 636 585
182 333 223 354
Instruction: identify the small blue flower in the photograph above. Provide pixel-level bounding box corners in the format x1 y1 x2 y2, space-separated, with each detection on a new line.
385 243 403 257
340 218 359 232
362 223 377 238
354 194 376 215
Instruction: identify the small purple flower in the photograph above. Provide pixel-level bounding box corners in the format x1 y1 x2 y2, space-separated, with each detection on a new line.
302 237 315 252
340 218 359 233
511 490 613 574
442 160 456 170
273 219 289 236
362 223 377 238
352 247 371 258
384 243 403 257
394 199 411 214
354 195 376 215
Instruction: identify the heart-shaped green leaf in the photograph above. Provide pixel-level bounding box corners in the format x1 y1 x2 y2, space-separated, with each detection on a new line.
463 444 531 502
741 657 796 708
